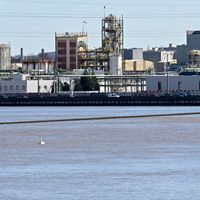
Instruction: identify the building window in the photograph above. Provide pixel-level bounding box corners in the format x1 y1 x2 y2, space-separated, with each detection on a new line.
58 57 66 62
0 85 2 91
158 81 162 91
58 41 66 48
16 86 20 90
22 86 25 91
178 81 182 90
70 49 76 54
10 85 13 91
44 85 47 90
70 41 76 48
58 49 66 54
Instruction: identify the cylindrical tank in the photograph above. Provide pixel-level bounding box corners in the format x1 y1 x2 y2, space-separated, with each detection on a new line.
109 53 122 75
0 44 11 70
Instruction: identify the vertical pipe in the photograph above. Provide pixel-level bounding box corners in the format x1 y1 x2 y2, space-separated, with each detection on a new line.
54 32 57 94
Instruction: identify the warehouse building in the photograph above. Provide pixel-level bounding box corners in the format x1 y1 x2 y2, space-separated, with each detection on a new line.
0 73 53 94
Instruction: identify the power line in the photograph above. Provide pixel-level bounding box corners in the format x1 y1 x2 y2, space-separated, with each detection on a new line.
0 13 200 19
2 0 200 7
0 30 185 34
0 34 184 39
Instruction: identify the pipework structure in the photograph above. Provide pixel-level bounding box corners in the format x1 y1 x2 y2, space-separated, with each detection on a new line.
102 14 124 54
78 14 124 74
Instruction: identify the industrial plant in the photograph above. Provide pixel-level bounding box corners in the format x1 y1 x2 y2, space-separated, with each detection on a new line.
0 13 200 105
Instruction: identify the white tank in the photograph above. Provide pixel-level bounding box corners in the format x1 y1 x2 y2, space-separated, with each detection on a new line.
109 53 122 75
0 44 11 70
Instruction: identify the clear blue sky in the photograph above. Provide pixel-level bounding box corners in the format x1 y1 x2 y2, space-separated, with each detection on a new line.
0 0 200 55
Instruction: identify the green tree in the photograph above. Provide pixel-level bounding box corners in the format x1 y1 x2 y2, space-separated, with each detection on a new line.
62 82 70 91
74 79 83 91
80 70 100 91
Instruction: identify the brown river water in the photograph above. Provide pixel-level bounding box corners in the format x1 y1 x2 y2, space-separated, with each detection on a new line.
0 106 200 200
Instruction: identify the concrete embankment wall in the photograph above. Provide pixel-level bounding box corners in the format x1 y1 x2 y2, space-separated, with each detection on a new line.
0 94 200 106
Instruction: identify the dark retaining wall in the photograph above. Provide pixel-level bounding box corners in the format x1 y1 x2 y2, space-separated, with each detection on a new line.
0 94 200 106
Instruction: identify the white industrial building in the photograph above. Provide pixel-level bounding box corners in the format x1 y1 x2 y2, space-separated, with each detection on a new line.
0 73 54 94
146 75 200 92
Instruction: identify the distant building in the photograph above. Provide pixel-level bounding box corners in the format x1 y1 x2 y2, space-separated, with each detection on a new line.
55 32 88 71
158 43 177 52
144 49 175 63
0 44 11 70
22 52 55 73
11 51 55 73
188 50 200 67
187 31 200 51
0 73 53 94
124 48 143 60
124 60 154 73
176 44 188 65
143 48 176 72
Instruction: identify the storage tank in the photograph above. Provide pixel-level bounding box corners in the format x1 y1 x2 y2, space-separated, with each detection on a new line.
0 44 11 70
109 53 122 75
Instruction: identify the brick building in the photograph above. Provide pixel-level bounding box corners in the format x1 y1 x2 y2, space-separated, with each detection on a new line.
55 32 88 71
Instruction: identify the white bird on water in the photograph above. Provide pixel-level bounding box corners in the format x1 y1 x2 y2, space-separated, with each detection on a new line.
39 138 45 145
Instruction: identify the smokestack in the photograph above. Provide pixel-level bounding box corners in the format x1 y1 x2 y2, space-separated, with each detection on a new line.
41 48 44 59
20 47 23 62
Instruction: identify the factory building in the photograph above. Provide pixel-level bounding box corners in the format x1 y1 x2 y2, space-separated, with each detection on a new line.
11 49 55 73
55 32 88 71
188 50 200 67
22 52 54 74
0 44 11 70
146 75 200 93
143 48 176 72
124 48 143 60
0 73 53 94
124 60 154 73
77 14 124 75
144 48 175 63
187 31 200 51
176 44 188 65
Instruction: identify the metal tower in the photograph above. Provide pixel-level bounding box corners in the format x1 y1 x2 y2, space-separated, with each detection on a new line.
102 14 124 54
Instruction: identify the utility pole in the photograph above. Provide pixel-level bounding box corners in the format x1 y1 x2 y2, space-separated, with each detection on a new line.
20 47 24 72
103 6 106 18
166 54 169 94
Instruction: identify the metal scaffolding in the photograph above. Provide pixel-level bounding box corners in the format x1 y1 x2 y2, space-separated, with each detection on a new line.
102 14 124 54
77 14 124 73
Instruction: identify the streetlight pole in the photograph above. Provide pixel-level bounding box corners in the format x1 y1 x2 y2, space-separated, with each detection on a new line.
38 49 44 94
82 21 87 35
